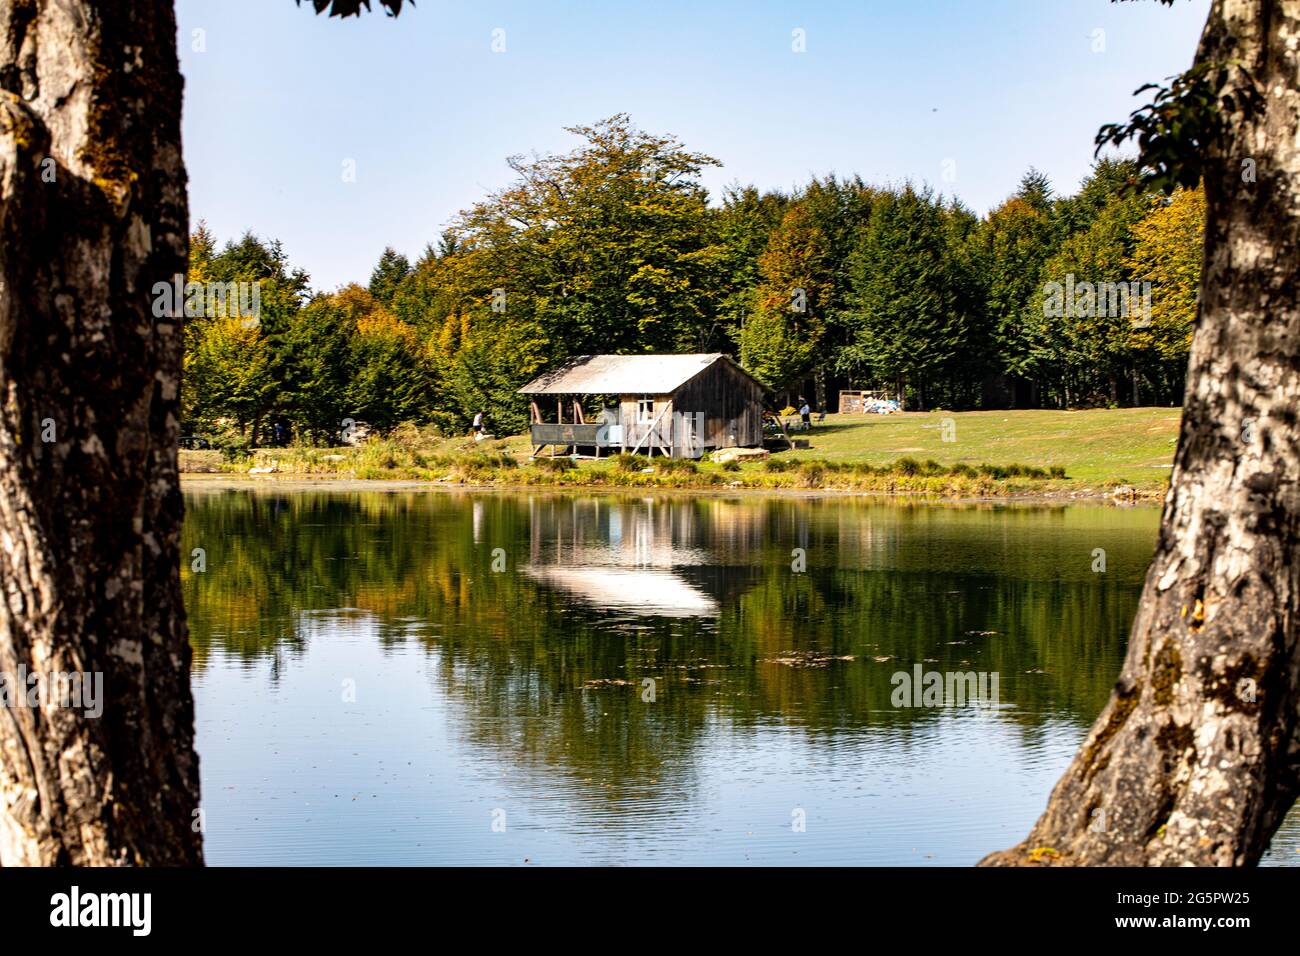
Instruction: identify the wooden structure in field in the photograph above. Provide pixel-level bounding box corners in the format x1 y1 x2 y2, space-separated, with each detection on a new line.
839 390 867 414
518 354 767 459
839 389 895 414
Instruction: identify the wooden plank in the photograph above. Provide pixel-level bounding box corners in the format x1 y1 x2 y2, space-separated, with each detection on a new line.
628 400 671 456
658 399 673 456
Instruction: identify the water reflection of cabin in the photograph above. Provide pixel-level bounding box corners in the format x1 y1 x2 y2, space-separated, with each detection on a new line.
517 353 767 459
522 497 766 618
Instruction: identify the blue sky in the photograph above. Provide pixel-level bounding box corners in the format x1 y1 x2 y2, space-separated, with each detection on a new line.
176 0 1210 291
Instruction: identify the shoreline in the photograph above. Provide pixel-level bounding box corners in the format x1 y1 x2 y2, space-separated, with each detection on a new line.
179 472 1166 505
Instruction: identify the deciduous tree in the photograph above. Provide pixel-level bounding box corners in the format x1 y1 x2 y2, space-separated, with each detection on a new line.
983 0 1300 867
0 0 406 868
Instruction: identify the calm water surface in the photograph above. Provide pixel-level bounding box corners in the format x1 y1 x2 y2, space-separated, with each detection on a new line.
183 486 1300 865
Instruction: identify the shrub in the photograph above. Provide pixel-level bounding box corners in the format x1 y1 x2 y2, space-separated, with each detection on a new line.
721 460 741 473
351 439 404 470
1001 463 1048 479
387 422 426 450
656 457 698 474
454 452 517 480
799 462 826 485
614 453 650 473
210 424 251 463
535 456 576 474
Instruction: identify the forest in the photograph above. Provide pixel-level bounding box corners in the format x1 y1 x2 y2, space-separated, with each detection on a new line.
182 114 1204 446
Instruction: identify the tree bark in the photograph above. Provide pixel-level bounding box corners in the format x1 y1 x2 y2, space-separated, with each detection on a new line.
982 0 1300 866
0 1 202 864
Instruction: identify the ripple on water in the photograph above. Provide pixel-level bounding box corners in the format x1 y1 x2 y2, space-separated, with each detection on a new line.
184 491 1296 865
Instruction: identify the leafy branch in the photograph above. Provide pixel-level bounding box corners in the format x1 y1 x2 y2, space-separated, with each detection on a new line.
1096 57 1264 195
298 0 409 17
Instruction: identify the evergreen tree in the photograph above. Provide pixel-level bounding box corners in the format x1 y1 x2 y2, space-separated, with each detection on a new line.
713 184 788 349
971 170 1059 404
840 186 967 408
368 246 412 306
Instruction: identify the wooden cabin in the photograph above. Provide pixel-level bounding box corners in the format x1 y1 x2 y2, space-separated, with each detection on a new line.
518 353 767 459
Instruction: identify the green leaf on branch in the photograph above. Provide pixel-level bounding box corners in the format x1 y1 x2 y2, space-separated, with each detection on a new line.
1096 59 1263 195
298 0 409 18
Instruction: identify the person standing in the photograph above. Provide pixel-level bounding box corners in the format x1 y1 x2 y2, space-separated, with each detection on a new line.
472 410 485 438
799 399 811 430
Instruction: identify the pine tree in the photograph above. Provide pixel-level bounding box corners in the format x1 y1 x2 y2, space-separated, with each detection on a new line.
368 246 413 306
840 186 966 408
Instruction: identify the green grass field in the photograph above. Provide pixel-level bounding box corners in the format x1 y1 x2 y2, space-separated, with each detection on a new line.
184 407 1183 495
780 408 1182 488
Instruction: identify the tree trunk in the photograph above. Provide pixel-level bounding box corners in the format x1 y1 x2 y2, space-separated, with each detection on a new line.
0 1 202 864
982 0 1300 866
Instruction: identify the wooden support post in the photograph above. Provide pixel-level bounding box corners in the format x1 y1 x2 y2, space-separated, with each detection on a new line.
629 401 671 457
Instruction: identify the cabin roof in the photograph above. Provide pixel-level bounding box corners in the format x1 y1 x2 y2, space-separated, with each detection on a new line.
517 353 763 396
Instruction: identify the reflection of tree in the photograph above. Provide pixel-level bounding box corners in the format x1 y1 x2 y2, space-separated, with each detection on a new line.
183 488 1158 801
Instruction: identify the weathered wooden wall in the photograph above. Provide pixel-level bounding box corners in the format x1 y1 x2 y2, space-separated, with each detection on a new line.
672 360 765 450
619 396 673 453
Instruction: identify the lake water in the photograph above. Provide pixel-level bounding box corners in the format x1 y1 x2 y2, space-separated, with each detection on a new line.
183 485 1300 866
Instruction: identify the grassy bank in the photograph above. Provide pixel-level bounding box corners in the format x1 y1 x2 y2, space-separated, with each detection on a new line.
180 408 1180 499
778 408 1181 485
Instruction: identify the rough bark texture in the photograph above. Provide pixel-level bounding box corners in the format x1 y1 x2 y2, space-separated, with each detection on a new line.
0 1 202 864
982 0 1300 866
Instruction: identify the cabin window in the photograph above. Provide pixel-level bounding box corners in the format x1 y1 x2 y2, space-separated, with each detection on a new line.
637 396 655 423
